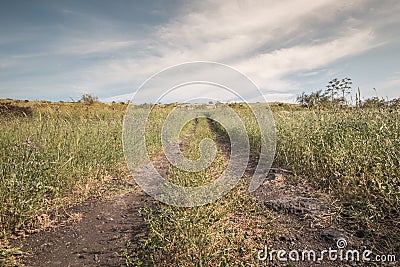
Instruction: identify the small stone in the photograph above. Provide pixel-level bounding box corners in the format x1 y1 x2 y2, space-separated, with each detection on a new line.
94 254 99 262
321 229 348 243
265 197 326 214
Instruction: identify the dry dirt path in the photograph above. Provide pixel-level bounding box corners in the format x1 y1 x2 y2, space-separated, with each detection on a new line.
17 188 148 267
13 118 377 267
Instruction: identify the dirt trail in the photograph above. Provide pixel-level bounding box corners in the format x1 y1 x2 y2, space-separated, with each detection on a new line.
14 188 148 267
14 118 372 266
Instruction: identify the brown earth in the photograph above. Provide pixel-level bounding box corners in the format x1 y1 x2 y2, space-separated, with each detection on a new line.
12 187 149 267
252 173 360 266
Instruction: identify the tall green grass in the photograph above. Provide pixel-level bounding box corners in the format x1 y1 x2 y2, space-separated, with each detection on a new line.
0 102 127 235
0 101 174 238
273 109 400 239
232 105 399 241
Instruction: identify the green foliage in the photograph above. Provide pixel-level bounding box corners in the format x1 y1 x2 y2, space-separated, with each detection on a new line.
296 90 330 108
297 77 400 112
272 109 400 240
326 77 352 104
79 93 98 105
389 97 400 108
297 77 352 108
362 96 386 108
0 101 127 235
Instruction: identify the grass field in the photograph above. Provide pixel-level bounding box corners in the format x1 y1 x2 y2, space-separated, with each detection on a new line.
0 99 399 265
0 101 126 237
273 109 400 239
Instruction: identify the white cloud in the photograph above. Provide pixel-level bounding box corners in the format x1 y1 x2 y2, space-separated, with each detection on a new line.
234 28 378 90
84 0 385 101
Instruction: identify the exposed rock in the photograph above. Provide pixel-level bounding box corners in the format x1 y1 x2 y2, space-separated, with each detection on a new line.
321 228 348 243
265 196 327 214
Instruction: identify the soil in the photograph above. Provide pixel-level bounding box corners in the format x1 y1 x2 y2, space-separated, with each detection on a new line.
252 173 361 266
12 187 149 267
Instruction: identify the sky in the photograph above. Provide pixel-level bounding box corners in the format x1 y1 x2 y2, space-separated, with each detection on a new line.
0 0 399 103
